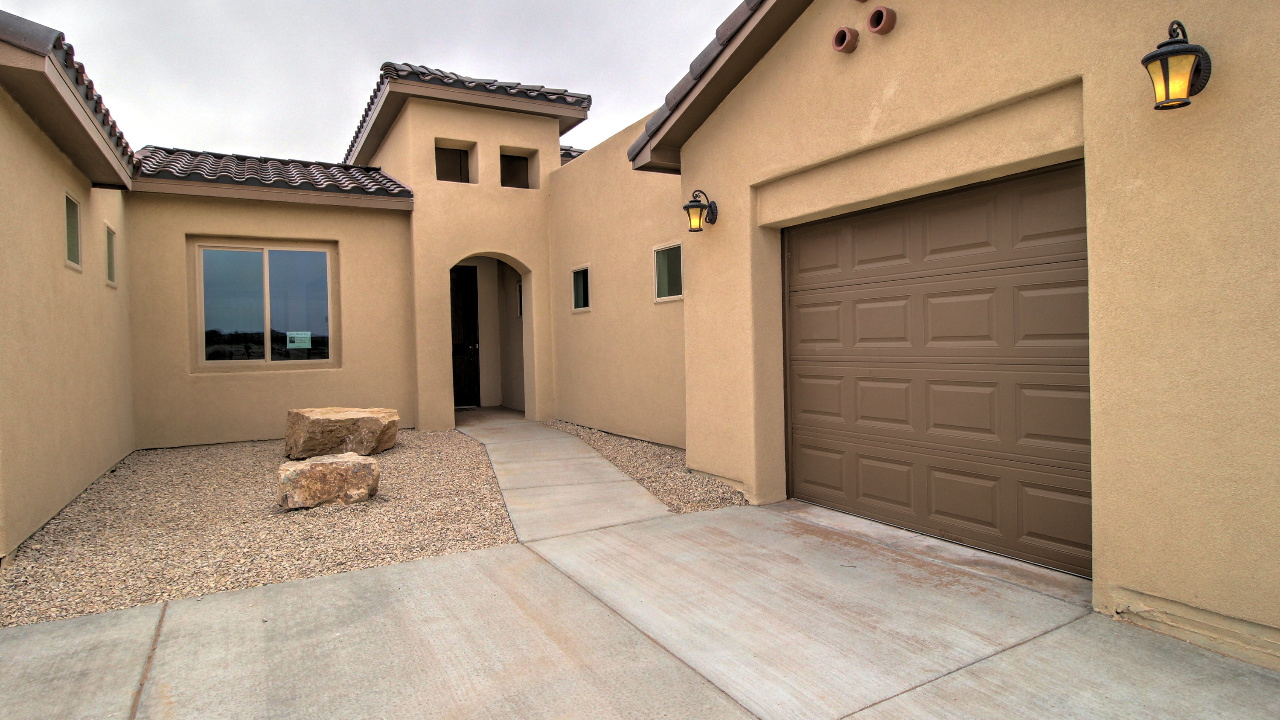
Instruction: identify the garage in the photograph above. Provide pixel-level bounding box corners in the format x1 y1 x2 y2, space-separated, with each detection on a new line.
785 163 1091 575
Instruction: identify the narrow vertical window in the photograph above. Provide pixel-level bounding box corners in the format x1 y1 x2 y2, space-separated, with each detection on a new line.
269 249 330 361
572 268 590 310
65 196 80 265
203 249 265 361
655 245 682 299
106 227 116 283
517 281 523 318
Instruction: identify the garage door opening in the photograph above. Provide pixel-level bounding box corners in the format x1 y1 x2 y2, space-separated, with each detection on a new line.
783 162 1091 576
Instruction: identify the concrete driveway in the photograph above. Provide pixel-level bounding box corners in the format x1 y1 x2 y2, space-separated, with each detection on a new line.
2 413 1278 719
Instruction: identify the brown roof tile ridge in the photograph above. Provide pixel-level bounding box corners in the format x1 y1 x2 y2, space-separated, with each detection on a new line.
135 146 413 197
0 10 137 169
627 0 767 162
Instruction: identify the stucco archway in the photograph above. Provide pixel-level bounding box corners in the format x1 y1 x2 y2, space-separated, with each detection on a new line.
437 251 547 428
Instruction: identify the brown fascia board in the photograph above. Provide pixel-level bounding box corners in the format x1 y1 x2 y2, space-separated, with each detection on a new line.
348 79 589 166
0 41 133 188
632 0 813 174
130 177 413 211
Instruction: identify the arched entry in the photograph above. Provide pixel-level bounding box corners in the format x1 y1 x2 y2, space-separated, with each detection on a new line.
449 254 527 412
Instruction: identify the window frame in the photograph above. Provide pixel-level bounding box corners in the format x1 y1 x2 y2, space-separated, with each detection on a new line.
64 194 82 271
653 242 683 303
105 223 117 287
571 264 591 313
189 237 340 372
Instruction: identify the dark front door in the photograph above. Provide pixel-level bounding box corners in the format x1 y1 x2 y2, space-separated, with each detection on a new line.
450 266 481 407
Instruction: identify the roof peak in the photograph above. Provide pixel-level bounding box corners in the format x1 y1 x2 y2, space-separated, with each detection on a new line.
344 62 591 164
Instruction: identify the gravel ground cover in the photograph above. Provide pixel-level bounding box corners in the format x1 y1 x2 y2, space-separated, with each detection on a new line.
545 420 748 513
0 430 515 628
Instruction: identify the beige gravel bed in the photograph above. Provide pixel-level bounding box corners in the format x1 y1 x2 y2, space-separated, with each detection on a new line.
545 420 748 513
0 429 515 628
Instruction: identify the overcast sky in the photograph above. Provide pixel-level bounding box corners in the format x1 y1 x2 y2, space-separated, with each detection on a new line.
1 0 743 162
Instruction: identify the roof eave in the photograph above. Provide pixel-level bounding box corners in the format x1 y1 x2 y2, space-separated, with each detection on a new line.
348 79 589 166
0 41 133 188
631 0 813 174
130 177 413 211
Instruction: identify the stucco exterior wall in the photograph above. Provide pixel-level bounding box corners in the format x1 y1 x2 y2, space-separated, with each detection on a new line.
124 193 416 448
0 86 134 558
498 261 525 411
372 99 559 428
675 0 1280 668
548 119 687 447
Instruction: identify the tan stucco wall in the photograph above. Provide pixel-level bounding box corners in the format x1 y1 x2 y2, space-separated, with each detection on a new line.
498 261 525 411
372 98 559 428
548 119 687 447
675 0 1280 667
124 193 416 448
0 86 135 557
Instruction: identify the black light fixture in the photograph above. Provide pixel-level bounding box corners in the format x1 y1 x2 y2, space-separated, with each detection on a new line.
683 190 717 232
1141 21 1211 110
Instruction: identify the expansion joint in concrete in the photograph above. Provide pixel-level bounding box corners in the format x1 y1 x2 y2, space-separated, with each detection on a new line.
129 601 168 720
841 613 1091 719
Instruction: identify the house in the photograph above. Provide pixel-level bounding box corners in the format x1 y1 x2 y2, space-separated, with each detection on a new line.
2 1 1278 672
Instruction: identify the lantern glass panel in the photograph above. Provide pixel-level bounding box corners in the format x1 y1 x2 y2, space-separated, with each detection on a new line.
1147 60 1169 104
1165 53 1197 102
687 204 706 232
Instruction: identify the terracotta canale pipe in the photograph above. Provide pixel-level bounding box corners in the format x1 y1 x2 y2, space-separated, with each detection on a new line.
833 27 860 53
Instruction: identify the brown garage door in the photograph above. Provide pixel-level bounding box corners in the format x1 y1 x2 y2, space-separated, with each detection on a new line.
785 163 1091 576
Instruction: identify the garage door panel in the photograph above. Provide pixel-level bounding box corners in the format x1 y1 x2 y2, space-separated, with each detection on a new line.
787 165 1087 291
922 191 999 261
789 432 1092 574
928 467 1002 535
789 364 1090 467
786 164 1090 576
1012 170 1088 249
789 262 1088 362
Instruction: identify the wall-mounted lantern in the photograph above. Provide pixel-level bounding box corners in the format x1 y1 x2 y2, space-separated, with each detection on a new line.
683 190 717 232
1142 21 1211 110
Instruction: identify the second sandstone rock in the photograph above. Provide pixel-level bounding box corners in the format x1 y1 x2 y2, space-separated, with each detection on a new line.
278 452 380 509
285 407 398 460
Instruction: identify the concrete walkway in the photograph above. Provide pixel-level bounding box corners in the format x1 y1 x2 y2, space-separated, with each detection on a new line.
455 409 671 541
2 414 1278 719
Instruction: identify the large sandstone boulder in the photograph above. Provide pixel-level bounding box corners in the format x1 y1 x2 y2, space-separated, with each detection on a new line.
278 453 380 509
285 407 398 460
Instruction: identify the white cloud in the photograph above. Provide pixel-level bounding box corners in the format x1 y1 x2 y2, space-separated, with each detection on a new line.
1 0 742 161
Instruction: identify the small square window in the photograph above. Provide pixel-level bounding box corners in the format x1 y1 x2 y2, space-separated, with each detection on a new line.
656 245 682 299
572 268 589 310
65 196 80 266
106 227 116 283
500 154 530 189
436 147 470 183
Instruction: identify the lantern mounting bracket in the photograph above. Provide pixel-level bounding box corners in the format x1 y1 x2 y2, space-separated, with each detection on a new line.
692 190 717 225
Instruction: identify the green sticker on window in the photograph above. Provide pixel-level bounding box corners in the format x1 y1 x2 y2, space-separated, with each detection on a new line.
286 331 312 349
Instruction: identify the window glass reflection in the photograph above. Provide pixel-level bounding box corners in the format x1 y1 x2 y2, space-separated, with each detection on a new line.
203 249 265 360
269 250 330 361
